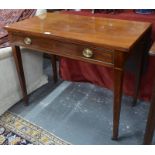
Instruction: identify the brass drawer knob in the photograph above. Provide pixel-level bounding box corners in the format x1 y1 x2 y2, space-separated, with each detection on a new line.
82 48 93 58
24 37 32 45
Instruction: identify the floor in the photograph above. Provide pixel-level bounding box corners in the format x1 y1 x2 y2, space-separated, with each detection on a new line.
9 58 155 145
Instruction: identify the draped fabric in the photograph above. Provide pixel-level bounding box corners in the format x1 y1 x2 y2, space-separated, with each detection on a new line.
0 9 36 48
60 10 155 101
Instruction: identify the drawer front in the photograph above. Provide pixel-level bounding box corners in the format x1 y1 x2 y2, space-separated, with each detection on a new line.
10 33 114 66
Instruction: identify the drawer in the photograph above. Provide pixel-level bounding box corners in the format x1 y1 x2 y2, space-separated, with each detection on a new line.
10 33 114 66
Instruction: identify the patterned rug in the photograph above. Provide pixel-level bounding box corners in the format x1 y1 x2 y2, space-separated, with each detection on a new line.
0 111 69 145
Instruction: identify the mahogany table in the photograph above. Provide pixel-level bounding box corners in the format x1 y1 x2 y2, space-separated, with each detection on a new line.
5 12 152 140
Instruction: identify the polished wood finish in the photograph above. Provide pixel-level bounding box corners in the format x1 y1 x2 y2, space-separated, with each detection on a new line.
112 50 127 139
5 12 152 140
9 32 114 67
6 12 151 51
113 67 124 140
12 45 28 105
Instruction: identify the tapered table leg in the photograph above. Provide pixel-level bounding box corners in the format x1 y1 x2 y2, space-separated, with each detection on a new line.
112 68 124 140
50 54 58 83
12 45 28 105
143 81 155 145
132 53 144 106
133 28 151 106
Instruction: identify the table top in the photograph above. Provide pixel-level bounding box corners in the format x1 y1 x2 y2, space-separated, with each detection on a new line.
5 12 151 51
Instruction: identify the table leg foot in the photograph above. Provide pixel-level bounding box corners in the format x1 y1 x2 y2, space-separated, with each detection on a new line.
132 98 137 107
111 136 118 141
23 96 29 106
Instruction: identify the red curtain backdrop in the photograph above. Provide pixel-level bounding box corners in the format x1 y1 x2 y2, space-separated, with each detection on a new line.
60 10 155 101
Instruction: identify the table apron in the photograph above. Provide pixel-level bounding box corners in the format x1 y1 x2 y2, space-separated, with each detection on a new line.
9 33 115 67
